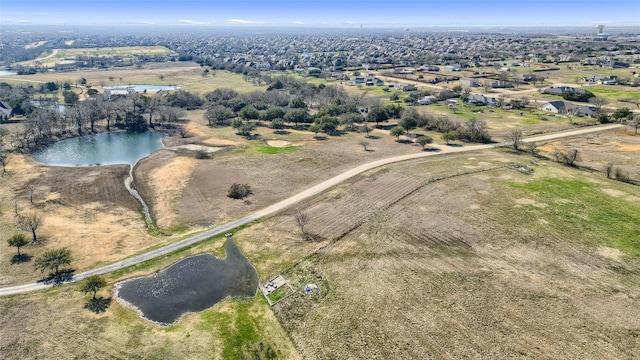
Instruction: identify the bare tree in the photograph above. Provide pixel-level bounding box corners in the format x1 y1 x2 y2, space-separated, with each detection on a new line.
17 212 43 243
359 123 372 138
359 140 370 151
553 148 580 166
524 141 539 156
589 96 609 110
604 163 614 179
179 127 189 138
509 129 524 150
294 211 310 235
146 92 167 127
629 116 640 135
27 184 37 204
0 152 7 175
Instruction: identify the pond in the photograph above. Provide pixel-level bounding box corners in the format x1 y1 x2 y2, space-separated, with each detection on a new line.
115 238 259 325
32 131 166 167
103 84 180 92
0 70 17 76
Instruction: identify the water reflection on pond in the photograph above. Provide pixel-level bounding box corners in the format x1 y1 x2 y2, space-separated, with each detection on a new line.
32 132 165 167
115 239 259 325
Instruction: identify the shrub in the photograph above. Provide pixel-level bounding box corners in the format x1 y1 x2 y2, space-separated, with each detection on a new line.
227 183 252 199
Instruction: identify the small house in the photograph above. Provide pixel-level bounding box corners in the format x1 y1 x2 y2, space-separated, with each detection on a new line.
540 101 594 117
459 77 480 87
365 77 384 86
417 95 437 105
396 83 416 91
352 77 365 86
468 94 497 107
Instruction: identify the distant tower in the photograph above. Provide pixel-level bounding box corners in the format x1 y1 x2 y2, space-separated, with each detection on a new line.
596 24 605 35
404 28 410 41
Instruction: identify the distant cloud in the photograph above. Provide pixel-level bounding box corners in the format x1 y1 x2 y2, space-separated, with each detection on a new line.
137 20 156 25
227 19 264 25
292 21 307 25
3 19 31 24
179 19 210 25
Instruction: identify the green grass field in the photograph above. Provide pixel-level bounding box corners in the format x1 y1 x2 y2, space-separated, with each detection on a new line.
507 175 640 257
16 46 175 67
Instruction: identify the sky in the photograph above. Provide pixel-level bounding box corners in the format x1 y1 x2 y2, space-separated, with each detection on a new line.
1 0 639 27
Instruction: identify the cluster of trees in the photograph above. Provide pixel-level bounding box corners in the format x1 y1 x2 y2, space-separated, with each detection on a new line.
389 107 491 144
562 89 595 102
201 74 493 144
202 76 371 138
10 89 186 152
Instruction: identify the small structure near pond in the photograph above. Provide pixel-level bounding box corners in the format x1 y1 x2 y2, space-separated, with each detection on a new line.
303 283 320 295
260 275 296 306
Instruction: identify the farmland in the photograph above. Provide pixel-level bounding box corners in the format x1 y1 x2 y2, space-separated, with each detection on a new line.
265 152 640 359
1 46 640 358
2 146 639 358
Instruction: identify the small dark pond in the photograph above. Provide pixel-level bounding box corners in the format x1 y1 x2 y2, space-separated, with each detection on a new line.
115 239 258 325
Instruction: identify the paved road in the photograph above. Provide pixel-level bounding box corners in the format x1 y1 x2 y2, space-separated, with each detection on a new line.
0 124 622 296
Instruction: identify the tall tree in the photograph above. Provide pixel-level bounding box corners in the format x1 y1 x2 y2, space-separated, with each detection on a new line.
146 92 167 127
284 108 311 127
509 129 524 150
294 211 310 234
416 135 433 150
80 275 107 300
204 105 235 126
7 233 29 256
17 212 43 243
366 105 389 127
34 248 72 275
390 126 406 141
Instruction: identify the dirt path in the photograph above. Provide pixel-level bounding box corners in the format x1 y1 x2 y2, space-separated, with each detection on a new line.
0 124 622 296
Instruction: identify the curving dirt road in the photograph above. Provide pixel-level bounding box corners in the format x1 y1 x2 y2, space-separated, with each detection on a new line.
0 124 623 296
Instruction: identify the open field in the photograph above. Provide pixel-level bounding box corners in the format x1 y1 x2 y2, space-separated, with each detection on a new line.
2 63 266 94
2 140 640 359
15 46 174 68
4 149 639 359
0 103 427 286
135 113 426 230
538 127 640 182
0 235 299 360
2 59 640 359
259 151 640 359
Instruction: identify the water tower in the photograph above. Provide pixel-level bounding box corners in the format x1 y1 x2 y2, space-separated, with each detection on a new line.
596 24 605 35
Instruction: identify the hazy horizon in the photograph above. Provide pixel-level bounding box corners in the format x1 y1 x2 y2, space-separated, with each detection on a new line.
2 0 639 28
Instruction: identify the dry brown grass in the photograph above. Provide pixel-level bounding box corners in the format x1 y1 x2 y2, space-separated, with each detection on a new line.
0 155 158 285
141 150 199 228
2 60 640 359
538 128 640 181
3 63 266 94
253 152 640 360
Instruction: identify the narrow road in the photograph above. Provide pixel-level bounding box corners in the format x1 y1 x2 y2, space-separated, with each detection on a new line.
0 124 623 296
